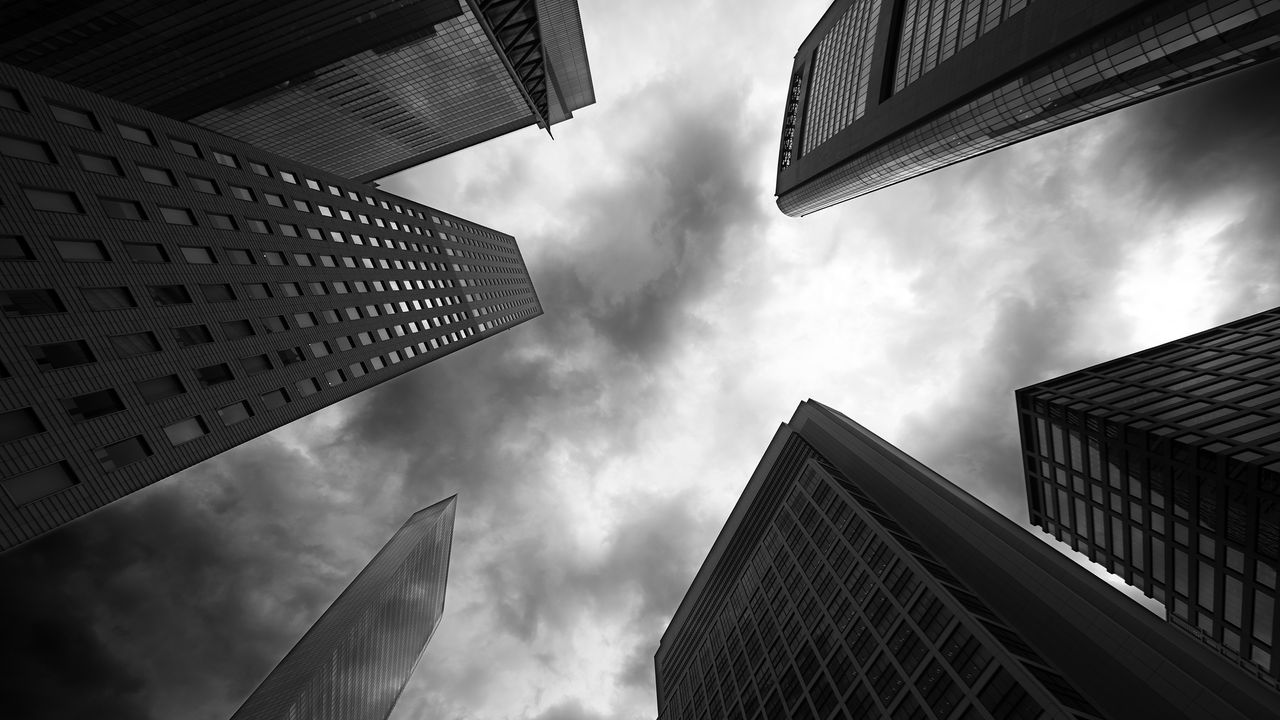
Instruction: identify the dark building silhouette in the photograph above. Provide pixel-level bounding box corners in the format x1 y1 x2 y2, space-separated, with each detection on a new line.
775 1 1280 216
230 495 457 720
0 0 595 181
1018 306 1280 687
656 400 1279 719
0 63 540 552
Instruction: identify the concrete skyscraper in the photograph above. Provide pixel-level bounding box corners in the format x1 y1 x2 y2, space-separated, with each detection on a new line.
230 496 457 720
656 401 1278 719
0 63 540 551
1018 305 1280 687
0 0 595 180
775 1 1280 216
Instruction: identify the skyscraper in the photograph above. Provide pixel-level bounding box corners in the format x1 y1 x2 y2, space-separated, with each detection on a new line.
230 495 457 720
655 400 1279 719
1018 306 1280 686
0 62 540 552
775 1 1280 216
0 0 596 180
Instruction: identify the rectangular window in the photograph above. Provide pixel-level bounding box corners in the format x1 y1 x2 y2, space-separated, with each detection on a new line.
0 86 26 111
221 319 254 339
29 340 94 369
2 462 77 505
163 416 208 445
306 178 321 191
261 388 289 409
324 369 345 387
195 363 234 387
306 227 324 240
279 223 300 237
245 283 271 299
229 185 254 202
309 341 330 358
226 249 253 265
218 401 253 426
189 176 218 194
280 170 298 184
278 282 302 298
200 283 236 303
24 187 83 213
1 288 65 316
246 218 270 234
0 407 44 444
50 104 96 130
170 138 200 157
137 374 185 403
277 347 305 366
148 284 192 306
116 123 154 145
207 213 236 231
62 388 125 421
212 150 238 168
261 316 287 333
310 283 328 296
262 251 285 266
264 193 285 207
124 242 167 263
1 235 34 260
138 165 175 185
248 161 270 177
349 362 367 378
295 378 320 397
293 199 311 212
110 331 160 357
293 312 316 328
176 247 214 266
240 354 271 376
1 134 54 163
75 151 121 175
172 324 213 347
159 206 195 225
100 197 145 220
293 253 314 266
96 436 152 472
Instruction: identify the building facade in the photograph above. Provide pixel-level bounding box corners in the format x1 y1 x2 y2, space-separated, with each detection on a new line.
1018 306 1280 687
655 400 1279 720
0 0 595 181
0 62 541 552
230 495 457 720
776 1 1280 216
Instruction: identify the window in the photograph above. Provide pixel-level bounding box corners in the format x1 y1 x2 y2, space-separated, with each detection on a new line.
116 123 154 145
139 165 175 185
50 104 97 130
170 138 200 157
148 284 192 306
208 213 236 231
0 86 26 111
137 374 185 403
305 178 321 191
51 238 106 261
293 312 316 328
279 223 300 237
163 416 207 445
324 370 345 387
246 218 270 234
24 187 83 213
212 150 238 168
264 193 285 207
1 235 34 260
227 249 253 265
229 185 254 202
349 362 367 378
29 340 94 369
309 282 328 296
124 243 167 263
278 347 305 366
293 199 311 212
195 363 234 387
261 316 287 333
159 206 195 225
62 388 125 421
295 378 320 397
328 184 341 196
262 251 285 266
241 354 272 375
306 227 324 240
82 286 135 310
318 205 333 217
261 389 290 409
75 151 121 175
320 255 336 268
218 401 253 426
180 246 215 264
96 436 152 471
110 331 160 357
0 407 44 444
293 253 314 266
1 134 54 163
172 324 213 347
190 176 218 194
309 341 330 358
279 282 302 297
248 161 270 177
100 197 145 220
280 170 298 184
1 288 65 316
201 284 235 302
221 319 254 339
2 462 77 505
245 283 271 299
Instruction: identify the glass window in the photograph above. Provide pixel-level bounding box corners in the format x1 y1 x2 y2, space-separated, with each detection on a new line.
49 104 97 130
163 416 207 445
100 197 145 220
170 138 200 157
1255 591 1275 644
295 378 320 397
240 354 272 376
309 341 330 358
1 288 65 316
110 331 160 357
293 199 311 212
172 324 213 347
261 388 289 409
0 86 27 111
24 187 83 213
293 253 313 266
62 388 125 421
262 251 285 266
261 316 287 333
248 161 270 177
229 185 254 202
195 363 234 387
246 218 270 234
293 312 316 328
75 151 121 175
277 347 304 366
96 436 151 471
221 319 254 340
212 150 238 168
305 178 321 191
1 235 34 260
28 340 95 369
1 462 77 505
324 370 345 387
1 134 54 162
279 223 300 237
83 286 136 310
226 249 253 265
265 192 285 208
0 407 44 444
208 213 236 230
136 374 185 403
190 176 218 194
280 170 297 184
138 165 175 185
148 284 192 306
180 246 215 264
218 401 253 426
278 282 301 297
116 123 154 145
201 284 235 302
307 227 324 240
245 283 271 299
124 243 167 263
159 206 195 225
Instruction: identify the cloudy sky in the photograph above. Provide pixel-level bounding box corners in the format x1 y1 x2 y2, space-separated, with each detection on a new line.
6 2 1280 719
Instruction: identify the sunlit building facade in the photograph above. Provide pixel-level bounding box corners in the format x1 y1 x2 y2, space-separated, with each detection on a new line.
656 400 1279 720
0 0 596 180
776 0 1280 215
0 63 540 551
1018 306 1280 687
230 496 457 720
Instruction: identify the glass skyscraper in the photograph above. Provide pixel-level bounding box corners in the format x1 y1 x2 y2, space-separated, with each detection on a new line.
0 62 540 551
776 1 1280 216
656 400 1279 719
230 495 457 720
1018 306 1280 687
0 0 596 180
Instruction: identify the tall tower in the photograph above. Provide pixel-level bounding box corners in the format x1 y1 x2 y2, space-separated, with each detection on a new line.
0 62 540 551
775 1 1280 216
230 496 457 720
1018 306 1280 687
0 0 595 180
655 401 1279 719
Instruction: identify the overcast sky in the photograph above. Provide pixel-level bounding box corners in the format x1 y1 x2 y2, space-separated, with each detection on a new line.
6 2 1280 719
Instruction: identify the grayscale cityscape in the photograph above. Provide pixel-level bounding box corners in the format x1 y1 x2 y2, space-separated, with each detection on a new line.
1 2 1279 719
